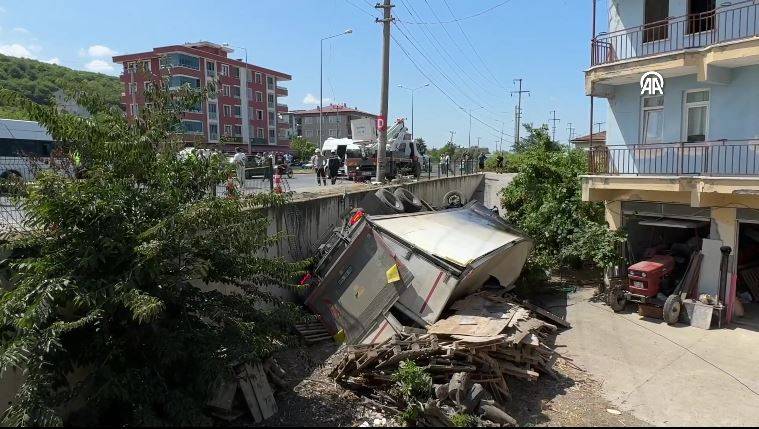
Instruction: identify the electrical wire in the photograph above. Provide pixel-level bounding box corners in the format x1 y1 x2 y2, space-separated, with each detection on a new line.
396 0 515 25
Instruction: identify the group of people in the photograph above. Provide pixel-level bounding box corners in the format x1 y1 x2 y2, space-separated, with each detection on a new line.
250 151 293 167
439 152 504 173
310 149 342 186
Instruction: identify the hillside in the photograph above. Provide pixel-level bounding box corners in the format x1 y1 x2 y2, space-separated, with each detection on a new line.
0 54 122 119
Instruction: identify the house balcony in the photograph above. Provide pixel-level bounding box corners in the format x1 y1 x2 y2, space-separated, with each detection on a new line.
582 140 759 207
276 103 288 111
587 0 759 97
276 86 288 96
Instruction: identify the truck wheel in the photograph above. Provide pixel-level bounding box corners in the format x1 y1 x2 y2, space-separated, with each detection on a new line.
393 187 422 212
375 188 405 213
608 287 627 312
443 190 465 208
663 295 682 325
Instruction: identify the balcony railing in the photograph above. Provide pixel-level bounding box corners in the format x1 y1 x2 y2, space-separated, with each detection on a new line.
277 103 288 110
591 1 759 66
588 140 759 177
276 85 288 95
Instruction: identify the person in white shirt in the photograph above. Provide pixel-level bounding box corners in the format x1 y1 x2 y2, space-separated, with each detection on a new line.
310 148 326 186
232 147 247 187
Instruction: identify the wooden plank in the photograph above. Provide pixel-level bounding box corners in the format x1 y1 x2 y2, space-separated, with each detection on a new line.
245 363 278 420
521 301 571 329
428 315 509 337
238 378 264 423
207 380 238 413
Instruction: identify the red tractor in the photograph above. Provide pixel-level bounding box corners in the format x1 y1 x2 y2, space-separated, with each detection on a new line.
623 255 675 304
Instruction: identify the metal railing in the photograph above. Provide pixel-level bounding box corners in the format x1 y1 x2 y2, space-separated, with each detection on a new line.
591 1 759 66
588 140 759 176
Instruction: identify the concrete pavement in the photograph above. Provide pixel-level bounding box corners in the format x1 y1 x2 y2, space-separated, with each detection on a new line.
554 287 759 426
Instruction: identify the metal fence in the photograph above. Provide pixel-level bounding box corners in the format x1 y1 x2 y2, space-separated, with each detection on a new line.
588 140 759 176
591 0 759 66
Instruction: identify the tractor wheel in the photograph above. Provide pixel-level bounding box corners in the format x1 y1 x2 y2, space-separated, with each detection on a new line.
663 295 682 325
443 190 465 209
608 287 627 312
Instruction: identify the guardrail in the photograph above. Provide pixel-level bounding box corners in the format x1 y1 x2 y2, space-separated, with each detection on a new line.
588 140 759 176
591 0 759 66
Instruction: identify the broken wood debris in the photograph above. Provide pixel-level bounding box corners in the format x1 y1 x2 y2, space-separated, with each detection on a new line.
207 359 282 423
330 291 560 426
295 320 333 344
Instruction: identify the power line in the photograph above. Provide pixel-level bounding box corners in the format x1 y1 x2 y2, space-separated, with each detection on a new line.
549 110 560 142
441 0 505 90
396 0 515 25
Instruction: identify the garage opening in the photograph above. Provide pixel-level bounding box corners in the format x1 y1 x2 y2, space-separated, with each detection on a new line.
735 223 759 329
622 216 709 297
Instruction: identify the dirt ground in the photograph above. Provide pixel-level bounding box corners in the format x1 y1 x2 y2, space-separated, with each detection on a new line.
259 339 647 427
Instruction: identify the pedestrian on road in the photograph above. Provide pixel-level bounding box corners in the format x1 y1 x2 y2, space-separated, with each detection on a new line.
478 152 486 170
311 148 326 186
232 147 247 187
496 154 504 169
327 150 341 185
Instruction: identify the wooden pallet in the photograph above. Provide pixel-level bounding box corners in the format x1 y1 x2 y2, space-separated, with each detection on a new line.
295 320 333 344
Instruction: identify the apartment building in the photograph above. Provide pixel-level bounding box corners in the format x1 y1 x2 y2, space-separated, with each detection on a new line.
291 103 377 145
112 41 291 153
584 0 759 325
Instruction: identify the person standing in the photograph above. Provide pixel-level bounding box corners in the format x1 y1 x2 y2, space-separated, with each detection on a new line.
327 150 341 185
478 152 486 170
311 149 326 186
496 153 504 169
232 147 247 188
443 153 451 174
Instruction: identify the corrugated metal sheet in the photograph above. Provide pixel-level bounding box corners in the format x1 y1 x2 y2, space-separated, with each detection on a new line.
0 119 52 141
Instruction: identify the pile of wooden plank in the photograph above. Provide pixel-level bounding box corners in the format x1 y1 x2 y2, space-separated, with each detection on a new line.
330 292 560 425
207 360 284 423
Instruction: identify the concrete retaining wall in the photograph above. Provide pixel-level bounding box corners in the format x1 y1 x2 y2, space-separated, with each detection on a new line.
267 174 486 260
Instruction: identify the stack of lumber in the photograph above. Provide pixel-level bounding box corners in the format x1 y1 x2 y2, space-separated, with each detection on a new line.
295 320 332 344
207 360 284 423
330 291 559 408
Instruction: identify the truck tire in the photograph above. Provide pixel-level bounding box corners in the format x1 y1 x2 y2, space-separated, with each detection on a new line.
375 188 405 213
443 190 465 208
663 295 682 325
393 187 422 212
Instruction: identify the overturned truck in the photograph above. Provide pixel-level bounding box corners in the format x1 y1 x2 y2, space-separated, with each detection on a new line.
305 188 534 344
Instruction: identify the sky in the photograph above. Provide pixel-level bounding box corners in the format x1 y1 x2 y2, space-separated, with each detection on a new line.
0 0 608 151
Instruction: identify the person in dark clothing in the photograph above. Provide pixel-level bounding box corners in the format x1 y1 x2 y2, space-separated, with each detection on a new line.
326 150 341 185
478 152 486 169
496 154 504 168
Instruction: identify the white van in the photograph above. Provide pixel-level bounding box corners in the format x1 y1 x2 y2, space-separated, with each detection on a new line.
0 119 54 181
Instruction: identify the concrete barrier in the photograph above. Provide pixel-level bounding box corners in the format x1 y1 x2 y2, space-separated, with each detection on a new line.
267 174 486 260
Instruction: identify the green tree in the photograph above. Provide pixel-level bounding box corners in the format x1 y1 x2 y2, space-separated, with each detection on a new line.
0 80 306 426
500 146 624 271
414 137 427 155
513 123 562 153
290 135 316 162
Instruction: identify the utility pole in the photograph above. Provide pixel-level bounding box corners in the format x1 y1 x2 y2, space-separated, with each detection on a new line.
476 136 481 149
510 79 530 145
549 110 560 142
449 130 456 144
567 122 576 144
499 120 504 153
375 0 393 182
594 121 605 134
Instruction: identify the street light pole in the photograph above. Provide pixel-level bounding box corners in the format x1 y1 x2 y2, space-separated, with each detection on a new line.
397 83 429 140
465 106 483 150
319 29 352 150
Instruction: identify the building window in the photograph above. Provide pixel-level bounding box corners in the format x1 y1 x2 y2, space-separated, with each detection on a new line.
221 64 230 76
208 103 218 120
231 67 240 78
233 125 242 137
328 116 338 124
128 82 137 94
130 104 139 116
268 111 275 123
267 94 275 108
684 90 709 142
257 110 264 120
232 86 241 99
328 129 337 137
233 105 242 118
255 91 263 102
688 0 716 35
266 76 274 90
643 0 669 43
641 95 664 144
222 85 231 97
269 129 276 139
255 72 262 84
305 130 313 137
206 61 216 77
257 128 264 138
143 81 153 92
224 124 233 136
223 105 232 118
181 120 203 134
161 53 200 70
246 88 252 100
209 123 219 140
126 62 136 72
169 76 200 89
304 117 314 125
